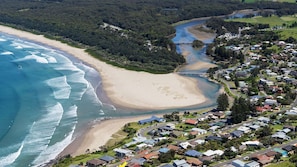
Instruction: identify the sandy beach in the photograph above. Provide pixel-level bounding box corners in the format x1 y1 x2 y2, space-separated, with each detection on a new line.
0 24 210 157
65 115 154 156
0 25 206 110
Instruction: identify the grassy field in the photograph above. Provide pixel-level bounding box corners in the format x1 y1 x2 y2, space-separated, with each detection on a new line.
229 15 297 27
228 15 297 39
266 161 295 167
243 0 296 3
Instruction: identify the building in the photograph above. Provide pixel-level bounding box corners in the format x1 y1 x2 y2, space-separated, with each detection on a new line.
114 148 133 158
86 159 106 167
184 150 202 157
273 148 288 157
232 159 246 167
173 159 191 167
244 161 260 167
138 116 165 124
187 158 203 167
185 119 198 125
251 154 272 166
191 128 207 135
231 130 244 138
99 155 115 164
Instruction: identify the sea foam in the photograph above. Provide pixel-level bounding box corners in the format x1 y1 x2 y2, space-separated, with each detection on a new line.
13 54 49 64
22 102 63 155
0 143 24 166
45 76 71 99
1 51 13 55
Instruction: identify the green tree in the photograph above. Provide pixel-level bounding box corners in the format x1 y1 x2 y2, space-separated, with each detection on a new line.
256 126 273 138
158 150 175 163
231 97 250 124
217 93 229 111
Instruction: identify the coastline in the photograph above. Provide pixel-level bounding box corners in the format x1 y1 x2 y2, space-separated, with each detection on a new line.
64 115 156 156
0 25 206 110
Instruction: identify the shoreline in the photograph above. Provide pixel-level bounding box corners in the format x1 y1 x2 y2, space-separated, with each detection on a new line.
63 115 158 157
0 25 207 110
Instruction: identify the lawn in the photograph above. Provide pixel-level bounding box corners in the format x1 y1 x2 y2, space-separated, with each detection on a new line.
278 28 297 40
229 15 297 27
243 0 296 3
266 161 295 167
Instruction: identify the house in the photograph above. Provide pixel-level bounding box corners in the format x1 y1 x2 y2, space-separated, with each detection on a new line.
166 123 176 129
184 150 202 157
138 116 165 124
185 119 198 125
272 132 291 140
273 148 288 157
251 154 272 165
209 125 220 131
232 159 246 167
173 159 191 167
205 135 222 142
257 117 270 124
114 148 133 158
179 141 192 149
191 128 207 135
264 99 278 106
187 158 203 167
158 126 173 132
213 111 226 119
265 150 278 158
86 159 106 167
231 130 244 138
129 158 146 166
249 125 260 131
99 155 115 164
160 164 174 167
237 126 251 134
167 144 180 152
143 151 159 160
192 139 206 145
244 161 260 167
203 150 224 157
282 145 295 154
241 141 262 147
159 147 170 154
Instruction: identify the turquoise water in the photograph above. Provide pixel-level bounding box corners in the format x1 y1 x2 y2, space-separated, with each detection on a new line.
0 19 221 166
0 34 111 166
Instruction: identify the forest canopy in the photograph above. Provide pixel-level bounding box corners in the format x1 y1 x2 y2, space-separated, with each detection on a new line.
0 0 297 73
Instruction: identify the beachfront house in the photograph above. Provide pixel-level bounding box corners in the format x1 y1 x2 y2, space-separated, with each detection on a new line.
99 155 115 164
114 148 134 158
138 116 165 124
86 159 106 167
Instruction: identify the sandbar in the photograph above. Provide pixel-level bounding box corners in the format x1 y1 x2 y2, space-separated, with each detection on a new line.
0 25 206 110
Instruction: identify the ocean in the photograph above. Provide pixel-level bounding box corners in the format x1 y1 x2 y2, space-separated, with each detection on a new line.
0 18 221 167
0 33 112 167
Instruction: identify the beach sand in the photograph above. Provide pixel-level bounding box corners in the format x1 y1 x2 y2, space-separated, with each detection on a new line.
65 115 153 156
188 25 216 41
0 25 208 157
0 25 206 110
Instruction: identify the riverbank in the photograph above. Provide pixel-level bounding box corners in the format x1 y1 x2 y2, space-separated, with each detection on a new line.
0 25 206 111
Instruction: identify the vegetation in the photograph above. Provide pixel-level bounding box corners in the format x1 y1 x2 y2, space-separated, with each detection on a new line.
217 93 229 111
0 1 297 73
230 97 251 124
192 39 204 48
